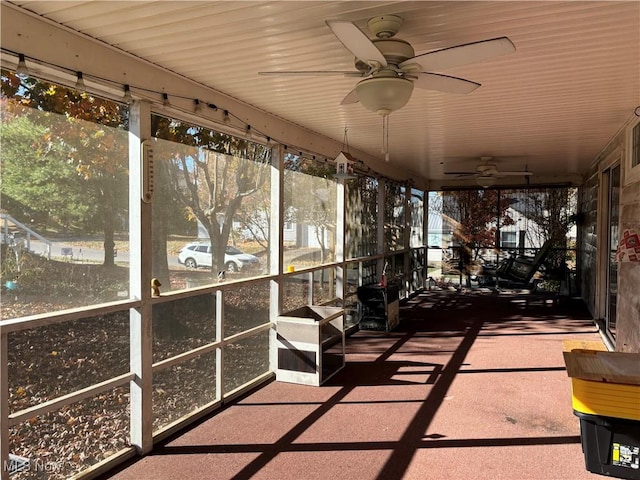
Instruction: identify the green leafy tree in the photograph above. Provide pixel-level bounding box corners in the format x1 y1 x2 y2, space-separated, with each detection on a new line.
0 114 92 230
1 70 128 266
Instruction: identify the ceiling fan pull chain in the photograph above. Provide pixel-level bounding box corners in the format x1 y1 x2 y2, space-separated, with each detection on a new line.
382 114 390 161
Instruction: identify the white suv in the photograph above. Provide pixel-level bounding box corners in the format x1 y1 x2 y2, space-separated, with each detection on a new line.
178 243 260 272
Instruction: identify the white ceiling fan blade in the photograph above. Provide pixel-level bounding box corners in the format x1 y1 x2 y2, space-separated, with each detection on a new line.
326 20 387 67
411 72 480 94
340 88 359 105
400 36 515 72
259 70 363 77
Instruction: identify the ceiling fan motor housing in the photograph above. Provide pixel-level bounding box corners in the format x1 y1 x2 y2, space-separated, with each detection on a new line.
354 38 415 71
367 15 403 38
477 163 498 174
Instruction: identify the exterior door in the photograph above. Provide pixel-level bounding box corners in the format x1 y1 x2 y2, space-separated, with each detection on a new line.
603 164 620 337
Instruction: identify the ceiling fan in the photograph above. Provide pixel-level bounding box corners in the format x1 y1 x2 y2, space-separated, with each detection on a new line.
445 157 533 188
259 15 516 116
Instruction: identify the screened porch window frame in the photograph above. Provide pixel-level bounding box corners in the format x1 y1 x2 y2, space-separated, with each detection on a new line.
624 115 640 185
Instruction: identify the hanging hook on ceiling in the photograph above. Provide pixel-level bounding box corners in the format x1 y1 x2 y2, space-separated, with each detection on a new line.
342 126 350 153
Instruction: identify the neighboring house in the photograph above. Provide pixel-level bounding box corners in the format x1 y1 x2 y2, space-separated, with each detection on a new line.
427 195 560 266
197 218 328 249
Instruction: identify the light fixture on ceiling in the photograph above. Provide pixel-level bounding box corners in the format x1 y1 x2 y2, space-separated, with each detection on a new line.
75 71 85 91
16 54 29 79
123 84 133 104
354 72 413 163
194 99 203 114
355 73 414 116
162 93 170 109
476 176 496 189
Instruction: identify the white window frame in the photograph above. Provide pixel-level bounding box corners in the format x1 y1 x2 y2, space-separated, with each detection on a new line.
501 231 518 249
624 114 640 185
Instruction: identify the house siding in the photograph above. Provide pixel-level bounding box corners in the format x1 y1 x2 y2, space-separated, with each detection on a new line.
616 155 640 352
580 127 640 353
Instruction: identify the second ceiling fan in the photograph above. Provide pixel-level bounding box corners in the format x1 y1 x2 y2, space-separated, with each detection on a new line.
445 156 533 188
259 15 516 116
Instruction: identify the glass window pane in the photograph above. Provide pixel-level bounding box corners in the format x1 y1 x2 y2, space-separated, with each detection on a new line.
8 311 129 413
346 176 378 259
223 330 270 394
1 71 130 319
283 153 337 269
313 267 337 305
9 387 129 479
344 262 360 328
428 187 578 289
410 188 424 248
389 252 406 297
385 183 405 251
224 280 270 338
150 114 271 293
501 187 578 270
153 350 217 433
282 272 310 313
410 247 426 293
152 294 217 363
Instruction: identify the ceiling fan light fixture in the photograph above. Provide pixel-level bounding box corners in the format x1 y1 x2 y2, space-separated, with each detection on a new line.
476 175 496 189
16 54 29 79
355 75 413 116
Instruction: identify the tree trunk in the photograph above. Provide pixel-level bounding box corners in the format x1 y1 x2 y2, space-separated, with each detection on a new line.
103 226 115 267
152 161 171 286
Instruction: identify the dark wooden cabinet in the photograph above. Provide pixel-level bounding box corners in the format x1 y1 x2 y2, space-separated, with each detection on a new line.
357 284 400 332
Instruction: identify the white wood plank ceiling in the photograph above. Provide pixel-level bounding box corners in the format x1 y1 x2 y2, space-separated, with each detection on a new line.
4 1 639 188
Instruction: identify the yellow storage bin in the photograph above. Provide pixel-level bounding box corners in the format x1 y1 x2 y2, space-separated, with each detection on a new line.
571 377 640 421
563 343 640 479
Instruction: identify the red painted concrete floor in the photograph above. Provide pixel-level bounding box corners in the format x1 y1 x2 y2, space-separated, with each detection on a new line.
103 291 605 480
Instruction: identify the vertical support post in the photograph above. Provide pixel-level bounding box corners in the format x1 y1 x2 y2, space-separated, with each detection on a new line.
216 289 224 400
0 331 9 480
496 188 502 259
269 144 284 372
404 185 411 296
377 179 386 280
424 190 430 288
307 271 314 305
336 177 346 308
2 218 7 245
129 100 153 454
